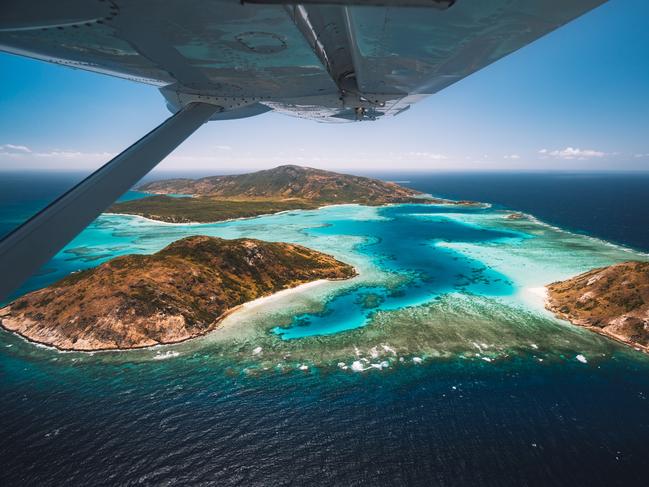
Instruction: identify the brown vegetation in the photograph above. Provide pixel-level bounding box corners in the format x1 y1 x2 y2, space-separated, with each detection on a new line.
0 236 355 351
546 261 649 352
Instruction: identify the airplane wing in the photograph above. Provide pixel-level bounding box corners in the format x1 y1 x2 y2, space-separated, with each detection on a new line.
0 0 607 122
0 0 608 301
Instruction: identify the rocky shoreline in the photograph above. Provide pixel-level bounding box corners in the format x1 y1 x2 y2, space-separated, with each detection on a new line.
0 236 356 351
545 261 649 353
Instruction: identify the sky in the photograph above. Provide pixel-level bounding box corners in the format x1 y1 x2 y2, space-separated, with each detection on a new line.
0 0 648 174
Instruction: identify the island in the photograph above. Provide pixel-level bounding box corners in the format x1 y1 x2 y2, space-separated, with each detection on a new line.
109 165 471 223
546 261 649 353
0 236 356 351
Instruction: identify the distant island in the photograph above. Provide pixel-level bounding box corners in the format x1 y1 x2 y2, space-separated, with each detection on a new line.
0 236 355 351
110 165 472 223
546 261 649 353
505 212 527 220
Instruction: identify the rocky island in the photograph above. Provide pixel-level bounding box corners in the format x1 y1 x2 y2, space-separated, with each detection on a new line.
546 261 649 353
110 165 468 223
0 236 355 351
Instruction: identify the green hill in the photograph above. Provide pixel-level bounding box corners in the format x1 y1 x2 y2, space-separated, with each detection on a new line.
110 165 469 223
137 165 422 204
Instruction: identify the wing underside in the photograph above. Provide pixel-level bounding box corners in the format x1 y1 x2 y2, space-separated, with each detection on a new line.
0 0 606 122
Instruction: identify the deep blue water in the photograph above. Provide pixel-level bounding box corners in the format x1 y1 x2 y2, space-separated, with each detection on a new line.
0 171 149 240
2 354 649 486
379 171 649 253
3 171 647 251
1 171 649 486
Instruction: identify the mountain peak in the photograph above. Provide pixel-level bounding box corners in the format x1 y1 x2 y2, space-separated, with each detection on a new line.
139 165 421 204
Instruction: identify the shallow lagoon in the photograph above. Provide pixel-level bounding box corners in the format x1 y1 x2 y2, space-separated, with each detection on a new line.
3 199 649 485
4 201 647 367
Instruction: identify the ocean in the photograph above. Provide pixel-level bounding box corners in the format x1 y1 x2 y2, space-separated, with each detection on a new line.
376 171 649 253
1 171 649 486
3 171 649 252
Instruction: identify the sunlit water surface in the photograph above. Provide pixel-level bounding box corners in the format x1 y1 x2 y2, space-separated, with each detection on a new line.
2 173 649 485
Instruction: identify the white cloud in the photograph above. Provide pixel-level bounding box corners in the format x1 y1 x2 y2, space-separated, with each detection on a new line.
634 153 649 158
0 143 32 154
539 147 607 160
503 154 520 159
34 150 115 160
0 145 114 160
0 146 117 170
406 151 448 160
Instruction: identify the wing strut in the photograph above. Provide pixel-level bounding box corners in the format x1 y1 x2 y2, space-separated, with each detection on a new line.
0 102 219 302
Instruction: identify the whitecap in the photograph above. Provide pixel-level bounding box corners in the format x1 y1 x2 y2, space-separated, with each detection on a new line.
351 361 365 372
152 351 179 360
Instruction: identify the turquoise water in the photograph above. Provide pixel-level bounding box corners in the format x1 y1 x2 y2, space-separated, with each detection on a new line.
9 199 645 345
273 204 520 339
3 174 649 485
